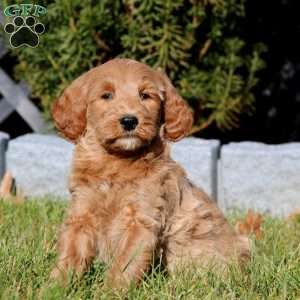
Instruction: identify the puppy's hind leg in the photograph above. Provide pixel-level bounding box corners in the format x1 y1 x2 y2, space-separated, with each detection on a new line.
165 202 250 272
50 215 97 282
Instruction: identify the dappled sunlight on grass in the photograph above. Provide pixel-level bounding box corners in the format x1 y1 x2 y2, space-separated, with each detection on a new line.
0 199 300 299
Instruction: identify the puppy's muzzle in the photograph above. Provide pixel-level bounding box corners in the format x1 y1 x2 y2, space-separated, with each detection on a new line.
119 115 138 131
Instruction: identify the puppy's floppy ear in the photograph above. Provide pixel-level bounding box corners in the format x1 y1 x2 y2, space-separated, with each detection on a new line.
160 72 194 141
52 76 88 143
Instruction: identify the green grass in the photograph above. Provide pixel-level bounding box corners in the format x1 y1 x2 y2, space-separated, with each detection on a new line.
0 199 300 300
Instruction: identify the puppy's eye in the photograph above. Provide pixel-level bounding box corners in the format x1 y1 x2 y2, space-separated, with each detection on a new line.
101 92 113 100
139 92 151 100
140 93 150 100
140 92 151 100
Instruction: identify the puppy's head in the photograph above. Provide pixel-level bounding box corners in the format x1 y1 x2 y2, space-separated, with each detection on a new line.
52 59 193 153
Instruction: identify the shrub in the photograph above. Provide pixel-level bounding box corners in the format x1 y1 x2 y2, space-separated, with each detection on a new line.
1 0 265 133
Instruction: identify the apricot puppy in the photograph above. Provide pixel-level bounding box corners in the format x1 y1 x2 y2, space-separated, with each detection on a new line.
51 58 249 288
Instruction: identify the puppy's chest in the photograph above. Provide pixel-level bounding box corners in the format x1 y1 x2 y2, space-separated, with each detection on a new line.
96 176 163 202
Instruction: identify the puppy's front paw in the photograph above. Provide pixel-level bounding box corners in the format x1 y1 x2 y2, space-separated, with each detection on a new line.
49 266 68 285
104 270 127 288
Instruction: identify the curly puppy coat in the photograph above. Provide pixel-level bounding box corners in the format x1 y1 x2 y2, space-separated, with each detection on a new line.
51 58 250 288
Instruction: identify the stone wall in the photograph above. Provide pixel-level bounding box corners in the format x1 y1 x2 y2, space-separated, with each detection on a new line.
1 132 300 216
0 132 9 180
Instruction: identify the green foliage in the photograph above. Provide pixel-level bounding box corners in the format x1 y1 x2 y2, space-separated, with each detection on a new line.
1 0 265 132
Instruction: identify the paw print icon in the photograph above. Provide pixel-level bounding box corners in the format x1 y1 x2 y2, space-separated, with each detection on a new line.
4 16 45 48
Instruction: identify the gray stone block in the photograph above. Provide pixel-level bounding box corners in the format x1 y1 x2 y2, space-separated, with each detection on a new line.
219 142 300 216
0 131 9 180
172 137 220 199
7 134 73 198
6 134 220 200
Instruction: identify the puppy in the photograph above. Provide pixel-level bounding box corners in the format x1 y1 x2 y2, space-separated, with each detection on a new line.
51 58 249 288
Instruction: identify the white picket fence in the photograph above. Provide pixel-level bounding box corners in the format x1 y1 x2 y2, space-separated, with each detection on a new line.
0 43 46 132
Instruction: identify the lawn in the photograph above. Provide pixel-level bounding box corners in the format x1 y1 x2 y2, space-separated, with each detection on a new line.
0 199 300 300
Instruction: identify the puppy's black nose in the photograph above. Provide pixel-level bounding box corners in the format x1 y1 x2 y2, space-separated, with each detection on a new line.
120 115 138 131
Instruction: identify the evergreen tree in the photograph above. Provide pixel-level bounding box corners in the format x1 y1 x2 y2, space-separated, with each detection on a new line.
1 0 265 133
